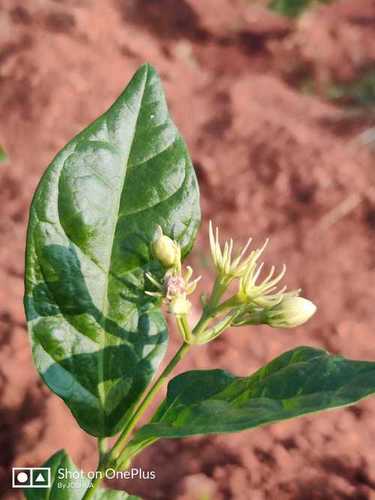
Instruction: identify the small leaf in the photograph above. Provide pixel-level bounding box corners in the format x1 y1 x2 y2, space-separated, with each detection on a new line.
24 63 200 436
24 450 140 499
94 491 140 500
268 0 332 18
0 144 8 164
131 346 375 441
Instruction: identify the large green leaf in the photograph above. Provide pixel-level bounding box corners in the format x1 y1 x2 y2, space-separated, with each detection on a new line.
24 64 200 436
131 346 375 441
24 450 140 500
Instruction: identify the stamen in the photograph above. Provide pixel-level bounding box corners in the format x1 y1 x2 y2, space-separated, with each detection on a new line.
145 273 163 290
252 262 265 285
184 266 193 282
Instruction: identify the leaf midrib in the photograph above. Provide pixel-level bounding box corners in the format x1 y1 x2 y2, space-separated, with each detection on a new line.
160 358 375 422
97 65 149 418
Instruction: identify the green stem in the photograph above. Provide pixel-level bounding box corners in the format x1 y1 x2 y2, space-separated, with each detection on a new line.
193 276 232 337
82 469 103 500
82 439 108 499
83 275 231 498
176 314 192 343
98 437 107 462
214 294 243 315
109 341 191 461
193 277 227 336
180 314 192 339
208 276 227 308
82 341 191 499
116 437 158 471
195 309 242 344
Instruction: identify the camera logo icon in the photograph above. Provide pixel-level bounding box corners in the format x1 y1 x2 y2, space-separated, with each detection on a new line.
12 468 51 488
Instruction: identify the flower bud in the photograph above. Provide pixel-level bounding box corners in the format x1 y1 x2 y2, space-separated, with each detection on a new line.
152 226 180 269
267 296 316 328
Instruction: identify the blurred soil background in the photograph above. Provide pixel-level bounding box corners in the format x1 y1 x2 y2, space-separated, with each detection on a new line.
2 0 375 498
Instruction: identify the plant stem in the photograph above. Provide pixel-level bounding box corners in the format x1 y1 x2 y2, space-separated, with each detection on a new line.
116 437 158 471
82 469 103 500
180 314 192 339
83 277 229 498
98 437 107 461
81 439 108 499
214 294 242 315
176 314 192 343
193 277 227 336
109 341 191 461
195 309 241 344
209 277 226 307
82 342 190 499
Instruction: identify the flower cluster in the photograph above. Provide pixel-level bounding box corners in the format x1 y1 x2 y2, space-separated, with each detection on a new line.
209 221 256 284
145 222 316 345
209 222 316 329
146 226 200 316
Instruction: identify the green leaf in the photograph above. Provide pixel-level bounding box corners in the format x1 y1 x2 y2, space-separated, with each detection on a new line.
24 63 200 436
131 346 375 441
327 69 375 107
268 0 332 17
0 144 8 164
24 450 140 500
94 491 140 500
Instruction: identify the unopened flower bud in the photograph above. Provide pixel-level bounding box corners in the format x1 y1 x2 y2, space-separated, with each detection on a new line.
267 296 316 328
168 296 192 316
152 226 180 269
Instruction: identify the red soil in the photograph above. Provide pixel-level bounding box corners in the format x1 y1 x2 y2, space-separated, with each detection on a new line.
1 0 375 498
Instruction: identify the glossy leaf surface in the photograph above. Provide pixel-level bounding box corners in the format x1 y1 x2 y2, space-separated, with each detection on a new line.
24 450 140 500
24 64 200 436
132 346 375 440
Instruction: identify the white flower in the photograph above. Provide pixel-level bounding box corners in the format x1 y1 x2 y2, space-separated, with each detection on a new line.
238 260 287 308
209 221 266 284
145 266 201 316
